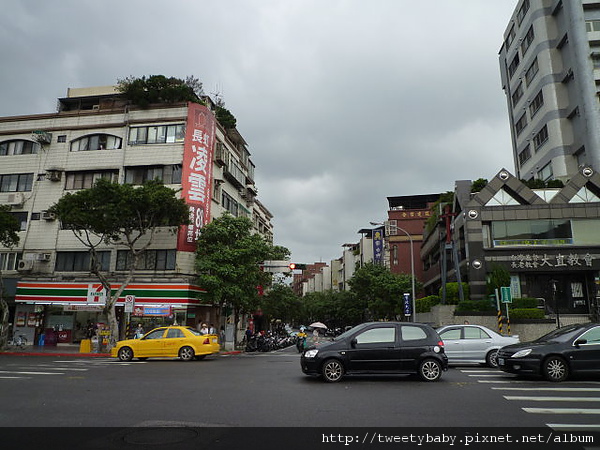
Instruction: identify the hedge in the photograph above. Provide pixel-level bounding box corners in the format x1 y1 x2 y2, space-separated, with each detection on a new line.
507 308 545 319
416 295 440 313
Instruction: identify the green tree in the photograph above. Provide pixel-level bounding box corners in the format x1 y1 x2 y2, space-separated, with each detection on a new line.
487 264 511 297
261 283 301 326
194 215 289 345
116 75 204 108
348 262 417 320
49 179 189 348
0 205 20 350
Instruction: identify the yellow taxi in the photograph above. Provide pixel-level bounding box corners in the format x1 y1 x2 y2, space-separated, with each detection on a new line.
111 326 220 361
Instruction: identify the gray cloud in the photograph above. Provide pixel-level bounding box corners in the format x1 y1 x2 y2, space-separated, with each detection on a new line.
0 0 517 264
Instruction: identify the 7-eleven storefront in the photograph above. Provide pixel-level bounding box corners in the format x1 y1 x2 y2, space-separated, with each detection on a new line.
14 281 209 345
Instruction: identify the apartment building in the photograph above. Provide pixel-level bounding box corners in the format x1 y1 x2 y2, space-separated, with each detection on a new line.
499 0 600 182
0 85 272 344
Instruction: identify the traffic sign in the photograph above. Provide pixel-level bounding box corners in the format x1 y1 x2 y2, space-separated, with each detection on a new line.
500 287 512 304
124 295 135 313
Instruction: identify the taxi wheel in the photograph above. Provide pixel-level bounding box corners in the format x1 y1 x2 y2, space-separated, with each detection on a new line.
179 346 195 361
118 346 133 362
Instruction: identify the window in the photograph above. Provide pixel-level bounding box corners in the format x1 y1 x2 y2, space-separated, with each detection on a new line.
512 83 524 107
128 124 185 145
401 326 428 341
116 249 176 271
578 327 600 345
529 90 544 117
55 251 110 272
515 113 528 136
538 161 553 181
221 191 239 216
57 135 67 143
0 252 21 271
492 219 572 245
355 327 396 344
143 329 166 340
0 173 33 192
70 134 122 151
586 20 600 32
65 171 118 190
464 327 491 339
124 165 182 185
525 58 539 86
0 140 40 156
439 329 461 340
166 329 185 339
533 125 549 150
508 53 520 78
9 212 28 231
516 0 530 26
521 25 535 55
505 25 516 49
518 145 531 166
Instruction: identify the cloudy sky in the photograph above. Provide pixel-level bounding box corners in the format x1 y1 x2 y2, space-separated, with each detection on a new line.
1 0 518 265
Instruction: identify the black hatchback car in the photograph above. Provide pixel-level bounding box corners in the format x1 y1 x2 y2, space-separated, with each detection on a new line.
497 322 600 382
300 322 448 382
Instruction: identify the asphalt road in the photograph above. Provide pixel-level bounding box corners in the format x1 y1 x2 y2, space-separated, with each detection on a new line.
1 345 600 430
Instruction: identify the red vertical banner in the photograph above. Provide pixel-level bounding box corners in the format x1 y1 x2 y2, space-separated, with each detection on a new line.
178 102 216 252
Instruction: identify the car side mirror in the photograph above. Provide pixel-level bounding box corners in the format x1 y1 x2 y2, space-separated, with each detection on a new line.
574 339 587 347
350 338 358 348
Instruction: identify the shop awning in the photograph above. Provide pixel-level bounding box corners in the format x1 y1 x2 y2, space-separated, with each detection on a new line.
15 281 208 308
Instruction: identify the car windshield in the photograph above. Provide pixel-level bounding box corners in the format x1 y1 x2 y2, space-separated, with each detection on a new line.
535 324 586 342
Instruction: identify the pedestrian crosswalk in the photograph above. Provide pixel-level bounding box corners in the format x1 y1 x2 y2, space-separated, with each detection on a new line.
461 368 600 432
0 358 142 379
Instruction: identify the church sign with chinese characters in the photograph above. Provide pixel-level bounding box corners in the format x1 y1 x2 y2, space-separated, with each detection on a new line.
508 251 597 271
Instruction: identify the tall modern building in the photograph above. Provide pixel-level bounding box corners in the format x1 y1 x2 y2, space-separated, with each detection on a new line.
0 85 273 345
499 0 600 182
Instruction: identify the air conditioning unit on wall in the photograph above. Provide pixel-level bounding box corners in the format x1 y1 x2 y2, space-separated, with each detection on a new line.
37 253 52 262
5 193 24 207
41 210 56 221
17 260 34 272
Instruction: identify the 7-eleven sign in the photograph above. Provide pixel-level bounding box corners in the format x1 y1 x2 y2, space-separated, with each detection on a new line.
87 284 108 305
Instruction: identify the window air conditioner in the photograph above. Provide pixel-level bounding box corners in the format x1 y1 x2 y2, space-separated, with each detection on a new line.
5 193 24 206
38 253 52 262
17 260 34 272
41 210 57 221
46 170 62 182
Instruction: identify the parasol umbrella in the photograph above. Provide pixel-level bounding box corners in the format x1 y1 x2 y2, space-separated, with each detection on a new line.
309 322 328 329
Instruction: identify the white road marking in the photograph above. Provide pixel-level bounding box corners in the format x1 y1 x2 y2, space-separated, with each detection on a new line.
0 371 63 375
505 396 600 402
523 408 600 415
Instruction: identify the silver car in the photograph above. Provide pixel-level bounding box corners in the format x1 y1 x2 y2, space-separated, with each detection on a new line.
436 324 519 368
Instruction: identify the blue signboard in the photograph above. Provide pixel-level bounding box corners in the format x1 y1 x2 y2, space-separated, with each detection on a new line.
373 230 384 264
403 293 412 316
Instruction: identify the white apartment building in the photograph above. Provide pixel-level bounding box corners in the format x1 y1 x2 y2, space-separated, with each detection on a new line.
499 0 600 182
0 85 273 345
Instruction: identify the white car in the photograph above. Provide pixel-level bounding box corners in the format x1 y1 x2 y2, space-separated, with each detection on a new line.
436 324 519 368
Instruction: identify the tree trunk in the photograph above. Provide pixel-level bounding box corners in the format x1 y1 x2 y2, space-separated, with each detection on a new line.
233 307 240 349
0 271 9 350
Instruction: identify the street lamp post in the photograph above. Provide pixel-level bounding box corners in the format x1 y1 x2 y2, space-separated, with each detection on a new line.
370 221 416 322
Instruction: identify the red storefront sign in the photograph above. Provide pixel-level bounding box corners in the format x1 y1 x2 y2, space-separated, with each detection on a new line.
178 102 216 252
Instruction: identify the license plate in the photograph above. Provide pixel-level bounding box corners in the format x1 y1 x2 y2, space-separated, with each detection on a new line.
498 358 505 366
